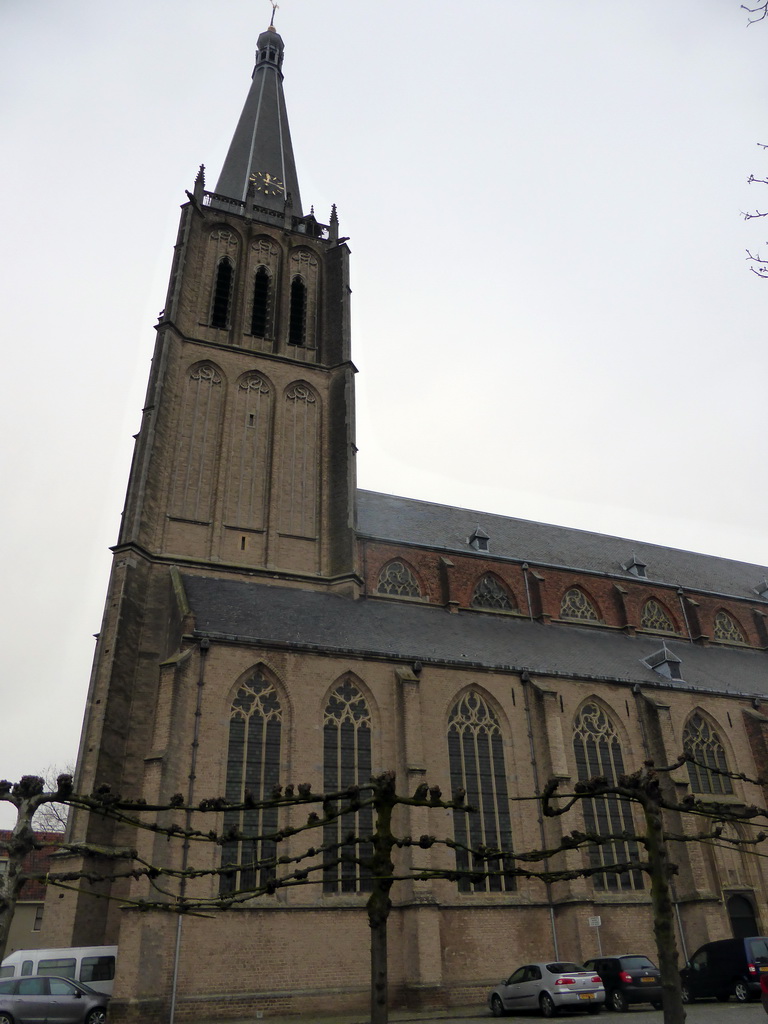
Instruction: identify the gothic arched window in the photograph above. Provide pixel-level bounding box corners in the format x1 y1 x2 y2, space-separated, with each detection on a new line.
641 598 676 633
471 575 516 612
211 256 234 329
572 703 644 891
323 678 373 893
713 610 746 644
560 588 599 622
221 669 283 894
250 266 271 337
288 276 307 346
376 561 421 598
447 691 515 893
683 713 733 795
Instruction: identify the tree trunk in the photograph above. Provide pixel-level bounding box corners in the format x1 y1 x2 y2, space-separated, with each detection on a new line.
367 773 396 1024
0 794 38 962
642 790 686 1024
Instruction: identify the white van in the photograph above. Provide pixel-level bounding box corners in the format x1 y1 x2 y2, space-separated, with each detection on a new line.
0 946 117 995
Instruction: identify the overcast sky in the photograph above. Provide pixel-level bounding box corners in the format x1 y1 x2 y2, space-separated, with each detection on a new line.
1 1 766 826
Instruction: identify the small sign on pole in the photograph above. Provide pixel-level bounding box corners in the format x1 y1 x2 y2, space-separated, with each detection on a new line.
587 915 603 956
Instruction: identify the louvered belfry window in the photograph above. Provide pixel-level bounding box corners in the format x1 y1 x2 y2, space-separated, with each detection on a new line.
572 703 644 891
211 256 234 328
447 691 515 893
322 679 373 893
220 670 283 894
250 266 271 336
288 276 307 346
683 713 733 795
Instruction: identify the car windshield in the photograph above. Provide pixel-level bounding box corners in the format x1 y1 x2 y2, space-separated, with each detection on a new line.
620 956 656 970
546 962 584 974
748 938 768 963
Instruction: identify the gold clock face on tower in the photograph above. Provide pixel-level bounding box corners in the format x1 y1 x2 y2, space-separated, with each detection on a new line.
249 170 285 196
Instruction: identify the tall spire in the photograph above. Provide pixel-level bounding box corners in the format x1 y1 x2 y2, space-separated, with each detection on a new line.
214 19 303 215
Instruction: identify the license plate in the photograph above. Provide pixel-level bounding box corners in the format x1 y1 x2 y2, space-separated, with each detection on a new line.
761 967 768 973
641 977 655 983
578 994 595 1000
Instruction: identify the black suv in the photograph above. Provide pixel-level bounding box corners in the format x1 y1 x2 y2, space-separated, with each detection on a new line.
583 954 663 1012
680 935 768 1003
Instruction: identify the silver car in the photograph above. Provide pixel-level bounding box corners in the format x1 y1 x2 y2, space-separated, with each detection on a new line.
489 961 605 1017
0 976 108 1024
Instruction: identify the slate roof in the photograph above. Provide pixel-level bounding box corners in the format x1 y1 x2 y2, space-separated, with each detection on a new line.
181 575 768 699
357 490 768 602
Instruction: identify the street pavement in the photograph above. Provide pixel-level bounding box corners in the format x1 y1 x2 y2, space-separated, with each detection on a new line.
227 997 768 1024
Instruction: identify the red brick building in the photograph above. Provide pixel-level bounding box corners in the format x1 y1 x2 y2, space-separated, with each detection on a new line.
1 832 61 955
42 16 768 1023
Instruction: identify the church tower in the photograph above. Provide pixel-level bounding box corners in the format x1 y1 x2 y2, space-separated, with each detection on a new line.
53 17 358 948
121 20 357 582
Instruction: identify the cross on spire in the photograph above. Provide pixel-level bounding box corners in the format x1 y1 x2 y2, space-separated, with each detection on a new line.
269 1 279 26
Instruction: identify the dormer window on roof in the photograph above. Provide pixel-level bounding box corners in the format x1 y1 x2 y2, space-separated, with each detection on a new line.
642 644 683 680
756 579 768 600
468 527 489 552
623 555 648 579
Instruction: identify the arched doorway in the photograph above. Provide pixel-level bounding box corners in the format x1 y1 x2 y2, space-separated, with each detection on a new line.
728 894 758 938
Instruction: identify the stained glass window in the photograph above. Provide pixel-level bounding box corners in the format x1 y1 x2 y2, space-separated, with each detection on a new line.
221 669 283 894
572 703 644 891
376 561 421 598
323 678 373 893
641 599 676 633
447 691 515 893
560 588 599 622
683 713 733 795
471 575 516 611
713 611 745 644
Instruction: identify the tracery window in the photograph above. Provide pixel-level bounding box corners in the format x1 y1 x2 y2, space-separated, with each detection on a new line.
560 588 599 622
250 266 271 336
713 611 746 644
640 599 676 633
211 256 234 328
471 575 516 612
376 561 421 598
572 703 644 891
683 713 733 795
221 669 283 894
288 276 307 346
323 678 373 893
447 691 515 893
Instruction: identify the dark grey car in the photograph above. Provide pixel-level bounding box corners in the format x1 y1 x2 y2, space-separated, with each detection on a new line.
0 976 108 1024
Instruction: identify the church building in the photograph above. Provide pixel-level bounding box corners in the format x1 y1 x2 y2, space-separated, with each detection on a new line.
43 17 768 1022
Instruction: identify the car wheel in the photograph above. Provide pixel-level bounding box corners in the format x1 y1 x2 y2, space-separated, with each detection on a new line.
609 989 628 1012
85 1010 107 1024
540 992 558 1018
0 1013 14 1024
490 994 506 1018
734 980 752 1003
680 984 694 1005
